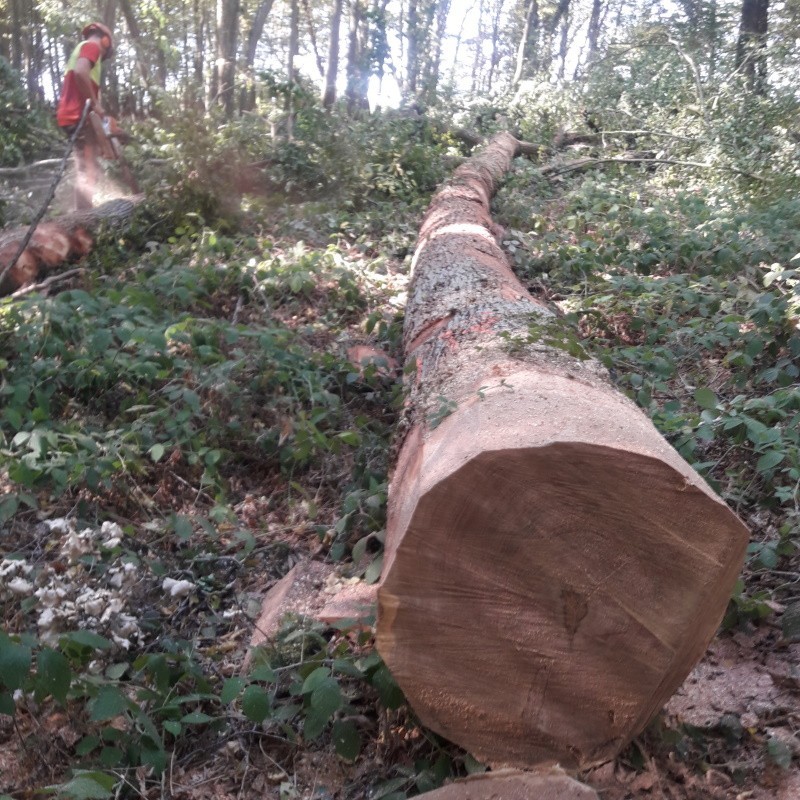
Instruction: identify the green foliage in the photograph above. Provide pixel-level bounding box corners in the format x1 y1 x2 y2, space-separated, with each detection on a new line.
0 614 405 792
0 230 387 500
0 56 56 168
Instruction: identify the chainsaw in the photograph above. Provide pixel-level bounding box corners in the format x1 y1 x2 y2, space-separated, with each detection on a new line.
88 112 140 194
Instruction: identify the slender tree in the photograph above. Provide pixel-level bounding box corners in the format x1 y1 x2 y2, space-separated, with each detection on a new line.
736 0 769 92
213 0 240 116
345 0 370 111
322 0 344 108
406 0 420 96
513 0 539 84
240 0 276 111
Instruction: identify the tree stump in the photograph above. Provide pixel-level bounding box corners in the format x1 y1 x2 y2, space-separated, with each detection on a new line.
376 132 749 769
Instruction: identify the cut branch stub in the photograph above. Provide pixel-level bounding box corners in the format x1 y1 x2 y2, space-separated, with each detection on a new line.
376 132 749 769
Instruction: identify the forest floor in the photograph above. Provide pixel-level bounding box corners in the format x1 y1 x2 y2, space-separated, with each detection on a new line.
1 156 800 800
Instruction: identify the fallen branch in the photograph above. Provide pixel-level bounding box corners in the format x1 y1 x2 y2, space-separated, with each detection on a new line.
0 158 63 177
450 127 548 158
542 155 765 181
10 268 85 298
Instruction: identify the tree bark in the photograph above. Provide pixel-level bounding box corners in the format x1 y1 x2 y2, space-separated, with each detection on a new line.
345 0 369 112
513 0 538 84
376 132 749 770
322 0 344 108
736 0 769 93
214 0 240 116
240 0 275 111
405 0 420 96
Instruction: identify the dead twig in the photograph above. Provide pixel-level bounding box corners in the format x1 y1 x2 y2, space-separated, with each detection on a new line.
10 268 85 298
542 156 765 181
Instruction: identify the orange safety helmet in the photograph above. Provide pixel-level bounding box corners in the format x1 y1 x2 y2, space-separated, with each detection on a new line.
82 22 114 60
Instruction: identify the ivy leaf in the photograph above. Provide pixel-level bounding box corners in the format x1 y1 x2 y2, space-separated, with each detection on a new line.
0 634 32 690
694 387 718 410
241 685 271 722
767 736 793 769
181 711 214 724
61 631 113 651
89 686 130 721
220 677 245 704
332 719 361 761
0 691 15 716
36 648 71 705
75 736 101 756
301 667 331 694
756 450 784 473
304 678 342 739
52 772 116 799
365 552 384 585
781 601 800 642
371 665 404 710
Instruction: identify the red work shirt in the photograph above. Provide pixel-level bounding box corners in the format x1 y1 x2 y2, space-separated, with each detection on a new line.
56 40 103 127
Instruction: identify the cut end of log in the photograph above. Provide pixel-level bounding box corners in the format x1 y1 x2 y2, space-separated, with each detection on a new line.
416 768 599 800
378 436 748 769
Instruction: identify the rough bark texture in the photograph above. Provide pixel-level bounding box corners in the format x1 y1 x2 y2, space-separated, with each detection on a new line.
0 197 140 295
376 132 749 770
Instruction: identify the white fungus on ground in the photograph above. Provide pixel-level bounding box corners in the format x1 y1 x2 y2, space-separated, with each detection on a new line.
16 517 146 648
162 577 196 598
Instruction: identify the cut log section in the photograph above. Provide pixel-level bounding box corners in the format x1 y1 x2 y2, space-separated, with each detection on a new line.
376 132 749 769
416 769 599 800
0 197 141 295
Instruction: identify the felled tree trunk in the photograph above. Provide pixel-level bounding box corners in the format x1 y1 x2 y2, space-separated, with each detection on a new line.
0 197 139 295
376 132 749 770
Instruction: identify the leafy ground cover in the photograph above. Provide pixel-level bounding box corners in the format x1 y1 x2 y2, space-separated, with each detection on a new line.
2 92 800 799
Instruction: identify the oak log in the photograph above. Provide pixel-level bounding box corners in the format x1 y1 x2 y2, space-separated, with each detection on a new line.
375 132 749 769
0 197 141 295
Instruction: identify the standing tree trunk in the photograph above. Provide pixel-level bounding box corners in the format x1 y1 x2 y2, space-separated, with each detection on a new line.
513 0 538 84
405 0 420 96
469 0 485 93
195 0 208 109
485 0 505 92
586 0 604 61
376 132 749 770
214 0 240 116
322 0 344 108
736 0 769 93
119 0 153 87
240 0 275 111
421 0 451 100
287 0 299 140
345 0 369 112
